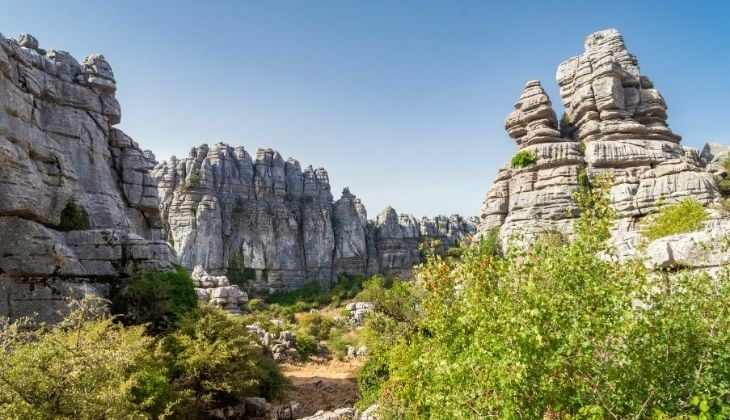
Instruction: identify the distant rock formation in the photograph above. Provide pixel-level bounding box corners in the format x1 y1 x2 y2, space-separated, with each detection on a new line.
153 143 477 292
479 28 720 250
0 33 174 321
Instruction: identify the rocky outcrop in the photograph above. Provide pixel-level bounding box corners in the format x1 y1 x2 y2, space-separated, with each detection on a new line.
154 143 478 292
191 265 248 314
0 33 174 322
479 28 721 247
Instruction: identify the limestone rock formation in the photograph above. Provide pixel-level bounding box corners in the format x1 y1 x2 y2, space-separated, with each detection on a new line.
0 32 174 322
479 28 720 247
191 265 248 314
154 144 478 291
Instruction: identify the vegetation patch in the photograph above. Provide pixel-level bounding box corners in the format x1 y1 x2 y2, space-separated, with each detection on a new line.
179 170 202 190
58 198 91 231
510 150 537 168
265 274 367 310
0 297 285 418
641 198 708 241
357 177 730 417
226 254 257 287
717 155 730 194
111 266 199 334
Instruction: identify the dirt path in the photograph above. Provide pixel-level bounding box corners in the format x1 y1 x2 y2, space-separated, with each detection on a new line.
279 357 364 417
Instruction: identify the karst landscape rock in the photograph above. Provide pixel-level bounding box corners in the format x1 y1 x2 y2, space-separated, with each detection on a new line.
0 32 174 322
478 28 729 272
1 21 730 419
152 143 478 292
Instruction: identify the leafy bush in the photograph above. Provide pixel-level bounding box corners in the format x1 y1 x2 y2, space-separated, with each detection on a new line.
156 305 286 415
0 297 171 418
446 247 463 259
360 176 730 418
559 112 571 130
299 313 335 341
327 327 354 360
111 266 199 334
247 298 267 312
717 155 730 194
641 198 708 241
510 150 537 168
180 170 202 190
294 329 319 359
58 199 90 231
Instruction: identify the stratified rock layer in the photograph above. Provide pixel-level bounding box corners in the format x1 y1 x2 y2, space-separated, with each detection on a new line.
479 29 719 246
154 145 478 292
0 33 174 321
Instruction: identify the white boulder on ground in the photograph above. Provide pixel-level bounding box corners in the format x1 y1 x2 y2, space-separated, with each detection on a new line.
191 265 247 314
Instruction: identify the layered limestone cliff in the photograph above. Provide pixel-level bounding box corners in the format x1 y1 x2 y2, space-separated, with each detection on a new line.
153 144 477 292
0 33 174 321
479 29 721 255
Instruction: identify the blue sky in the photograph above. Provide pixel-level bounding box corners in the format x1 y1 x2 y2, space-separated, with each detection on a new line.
2 1 729 217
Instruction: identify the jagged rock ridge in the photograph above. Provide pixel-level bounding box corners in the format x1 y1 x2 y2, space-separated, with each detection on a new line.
0 32 174 321
479 28 720 250
153 144 478 292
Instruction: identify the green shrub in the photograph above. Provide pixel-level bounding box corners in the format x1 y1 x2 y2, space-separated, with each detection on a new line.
226 254 256 287
510 150 537 168
361 176 730 418
446 247 464 259
357 351 390 409
559 112 571 130
327 328 353 361
294 329 319 359
0 297 171 419
299 313 335 341
265 274 367 310
180 170 202 190
111 266 199 334
718 177 730 193
641 198 708 241
58 199 90 231
156 306 286 415
247 298 267 312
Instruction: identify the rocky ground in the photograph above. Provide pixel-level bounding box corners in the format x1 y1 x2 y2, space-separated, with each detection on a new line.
280 357 364 417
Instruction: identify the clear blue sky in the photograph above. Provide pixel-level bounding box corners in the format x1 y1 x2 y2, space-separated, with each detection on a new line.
2 1 729 218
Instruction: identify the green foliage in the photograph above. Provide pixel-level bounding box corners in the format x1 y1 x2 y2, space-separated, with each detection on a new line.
247 298 267 312
719 154 730 194
0 298 286 419
180 170 202 190
299 313 335 341
58 199 90 231
156 305 286 415
360 177 730 418
510 150 537 168
112 266 199 334
226 254 256 287
446 247 464 259
327 327 354 360
559 112 571 130
479 227 502 257
294 329 319 359
0 297 170 419
642 198 708 241
265 274 367 310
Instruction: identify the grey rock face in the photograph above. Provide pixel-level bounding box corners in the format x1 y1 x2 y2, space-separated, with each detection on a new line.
0 33 174 322
155 144 478 291
478 28 720 246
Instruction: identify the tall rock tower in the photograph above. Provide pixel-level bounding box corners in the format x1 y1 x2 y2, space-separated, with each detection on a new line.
479 29 718 244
